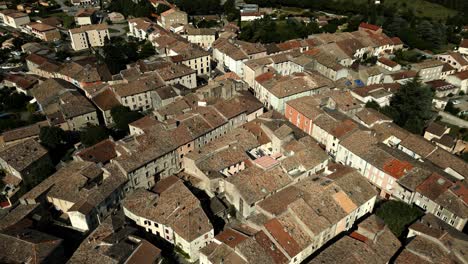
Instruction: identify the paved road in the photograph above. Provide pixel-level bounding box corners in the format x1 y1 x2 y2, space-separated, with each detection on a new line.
54 0 82 16
108 23 127 37
439 111 468 128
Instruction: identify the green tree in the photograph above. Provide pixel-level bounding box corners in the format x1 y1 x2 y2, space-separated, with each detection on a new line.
56 50 71 61
376 200 424 237
80 125 110 147
1 91 32 111
385 77 434 134
108 0 155 17
26 103 38 113
223 0 239 22
61 15 75 29
445 101 460 115
0 169 5 190
39 126 66 149
155 4 171 15
462 152 468 162
365 100 380 110
111 105 144 132
139 41 156 59
102 38 139 74
23 161 56 189
321 23 338 33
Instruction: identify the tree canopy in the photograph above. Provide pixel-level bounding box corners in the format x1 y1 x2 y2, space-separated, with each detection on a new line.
108 0 155 17
155 3 171 15
376 200 424 238
381 77 434 134
111 105 144 132
39 126 67 150
239 17 322 43
223 0 239 22
80 125 110 147
102 37 139 74
139 41 156 59
170 0 222 15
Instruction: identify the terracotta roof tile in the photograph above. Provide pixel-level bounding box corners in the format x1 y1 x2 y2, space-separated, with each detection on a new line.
264 218 301 257
359 22 381 31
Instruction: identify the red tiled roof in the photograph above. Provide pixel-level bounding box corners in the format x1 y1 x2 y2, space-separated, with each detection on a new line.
453 70 468 80
450 182 468 204
460 39 468 49
359 22 381 32
214 228 248 248
390 70 417 81
264 218 301 257
169 55 184 63
277 40 302 51
378 57 398 68
255 71 275 83
152 175 179 194
349 231 368 242
254 230 288 264
303 48 321 56
25 53 48 66
241 12 263 17
214 72 240 81
416 173 453 201
76 139 116 164
254 156 279 170
383 159 413 179
442 63 455 72
92 88 120 111
331 119 357 138
391 37 403 45
160 8 176 16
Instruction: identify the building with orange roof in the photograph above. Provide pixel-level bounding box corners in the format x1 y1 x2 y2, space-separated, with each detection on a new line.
157 8 187 29
69 23 109 51
377 57 401 72
253 71 335 113
0 9 30 29
122 177 213 261
459 39 468 55
446 70 468 93
206 166 376 264
24 22 60 41
359 22 382 33
435 51 468 72
74 8 97 26
311 215 400 264
74 138 117 164
285 92 361 156
127 17 164 40
240 11 264 22
398 168 468 231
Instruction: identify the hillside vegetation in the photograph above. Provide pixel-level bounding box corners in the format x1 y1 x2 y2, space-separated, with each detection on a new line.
246 0 459 21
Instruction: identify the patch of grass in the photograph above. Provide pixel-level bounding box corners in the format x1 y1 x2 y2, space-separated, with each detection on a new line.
174 246 190 260
47 12 74 28
108 28 120 33
376 200 424 238
386 0 457 20
349 0 457 20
